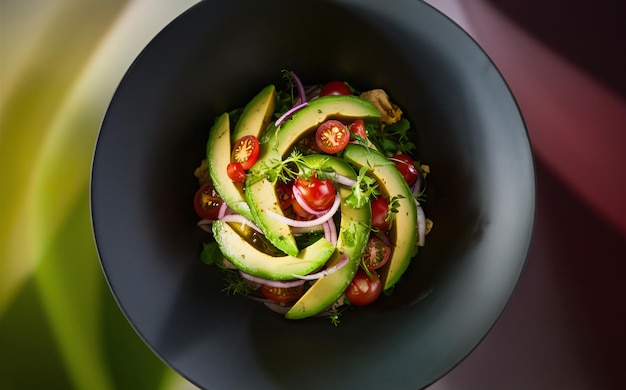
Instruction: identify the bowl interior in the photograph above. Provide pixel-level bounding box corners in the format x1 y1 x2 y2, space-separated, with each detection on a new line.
91 1 534 389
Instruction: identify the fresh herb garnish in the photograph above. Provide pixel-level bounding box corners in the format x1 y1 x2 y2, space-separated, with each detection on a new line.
200 242 255 295
200 242 222 266
386 194 405 224
221 269 255 296
367 118 415 156
248 150 308 184
329 310 341 326
345 166 379 209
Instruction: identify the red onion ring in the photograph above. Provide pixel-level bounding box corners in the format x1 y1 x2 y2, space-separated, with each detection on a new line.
197 219 213 233
275 102 308 127
331 173 357 187
290 71 307 105
291 185 331 216
217 201 228 219
304 85 321 101
322 221 331 242
292 254 348 280
410 176 424 196
219 214 263 234
325 220 337 246
266 194 340 228
239 271 306 288
416 200 426 247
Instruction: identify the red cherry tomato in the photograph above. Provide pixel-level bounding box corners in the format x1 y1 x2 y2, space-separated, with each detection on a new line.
293 173 336 211
371 197 390 231
226 162 247 182
261 284 304 303
231 135 260 170
193 182 223 220
290 196 314 219
361 235 391 271
344 269 382 306
349 119 367 141
315 120 350 154
390 153 419 186
319 80 352 96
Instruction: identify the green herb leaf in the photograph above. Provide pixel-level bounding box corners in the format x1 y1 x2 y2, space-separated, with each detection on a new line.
386 194 405 224
367 118 415 157
221 269 255 296
248 150 308 184
200 242 222 266
345 166 379 208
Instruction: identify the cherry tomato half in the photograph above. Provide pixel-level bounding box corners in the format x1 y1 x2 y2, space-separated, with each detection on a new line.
290 196 314 219
319 80 352 96
293 173 336 211
349 119 367 141
227 162 247 182
390 153 419 186
315 120 350 154
362 235 391 271
194 182 223 220
261 284 304 303
344 269 382 306
371 197 390 231
231 135 260 170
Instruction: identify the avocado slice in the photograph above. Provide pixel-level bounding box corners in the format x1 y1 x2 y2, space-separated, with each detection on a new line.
206 113 252 219
212 220 335 280
245 95 380 256
285 155 371 320
232 84 276 141
206 86 276 219
342 144 417 290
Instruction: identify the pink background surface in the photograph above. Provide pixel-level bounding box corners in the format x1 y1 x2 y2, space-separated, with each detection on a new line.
426 1 626 389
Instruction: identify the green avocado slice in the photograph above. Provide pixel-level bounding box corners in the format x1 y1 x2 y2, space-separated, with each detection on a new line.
206 113 251 219
207 86 276 220
245 95 380 256
232 84 276 141
343 144 417 290
212 220 335 280
285 155 371 320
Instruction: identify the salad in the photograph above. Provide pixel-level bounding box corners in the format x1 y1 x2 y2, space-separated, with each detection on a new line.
193 71 432 324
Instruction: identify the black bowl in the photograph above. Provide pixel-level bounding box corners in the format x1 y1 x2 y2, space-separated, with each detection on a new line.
91 1 534 389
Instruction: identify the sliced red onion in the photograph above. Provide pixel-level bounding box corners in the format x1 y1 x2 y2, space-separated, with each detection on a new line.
292 254 348 280
290 71 307 105
416 200 426 247
305 85 321 101
328 172 357 187
197 219 213 233
325 220 337 246
291 185 332 216
222 258 238 269
217 201 228 219
266 194 340 228
239 271 306 288
220 214 263 234
410 176 424 196
274 101 308 127
322 221 331 242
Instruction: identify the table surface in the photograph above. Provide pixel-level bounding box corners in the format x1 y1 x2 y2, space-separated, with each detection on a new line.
425 1 626 389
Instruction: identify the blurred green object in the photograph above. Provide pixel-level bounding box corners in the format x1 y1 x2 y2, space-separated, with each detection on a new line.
0 1 200 388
